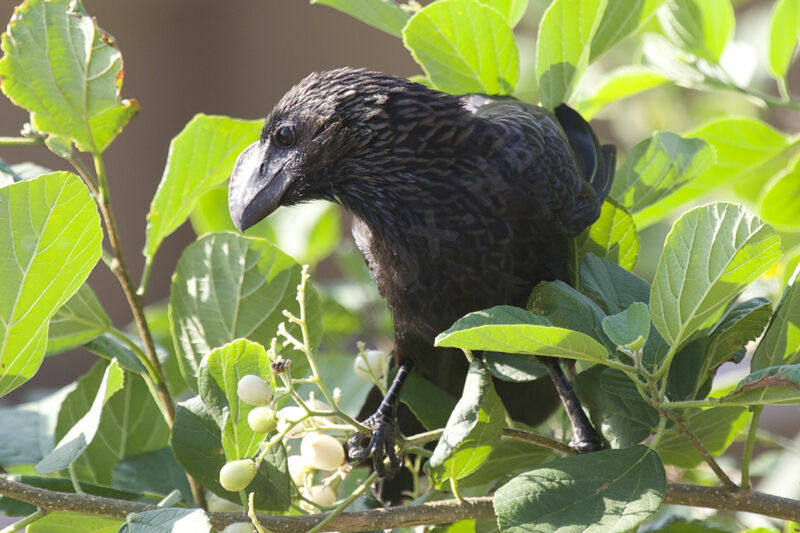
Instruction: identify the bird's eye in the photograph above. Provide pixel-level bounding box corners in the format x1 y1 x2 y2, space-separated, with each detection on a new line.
273 126 296 148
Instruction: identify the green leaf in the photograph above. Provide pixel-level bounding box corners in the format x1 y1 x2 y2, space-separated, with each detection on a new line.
602 302 650 349
721 365 800 405
647 118 791 216
0 172 102 397
267 202 343 265
576 367 659 447
47 283 110 356
609 132 716 227
203 339 272 460
493 445 665 533
527 280 611 350
590 0 665 60
705 297 771 373
119 509 211 533
36 360 124 474
657 0 734 63
768 0 800 81
459 439 556 488
83 332 149 375
111 448 193 504
574 200 639 271
0 0 137 153
311 0 411 37
169 233 320 384
144 115 262 260
27 512 123 532
402 0 519 95
0 387 70 469
656 407 748 467
574 66 668 119
758 166 800 230
399 373 458 430
578 254 651 315
650 203 782 349
429 360 504 484
435 306 609 363
752 275 800 370
476 0 529 26
483 352 549 382
536 0 608 108
172 396 290 510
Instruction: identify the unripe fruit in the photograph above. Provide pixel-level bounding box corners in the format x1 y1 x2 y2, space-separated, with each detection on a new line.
221 523 255 533
247 406 277 434
287 454 309 486
237 375 273 406
219 459 257 492
300 432 345 471
307 484 337 506
354 350 388 382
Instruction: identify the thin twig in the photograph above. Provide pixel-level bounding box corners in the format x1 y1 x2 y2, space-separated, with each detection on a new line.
3 477 800 531
664 410 738 491
0 136 44 147
741 406 763 490
501 428 577 456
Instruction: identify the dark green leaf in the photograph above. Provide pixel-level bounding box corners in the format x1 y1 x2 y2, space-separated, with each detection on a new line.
311 0 411 37
429 360 505 483
578 254 651 314
112 448 193 504
574 200 639 271
528 281 610 346
721 365 800 405
118 509 211 533
752 273 800 370
402 0 518 95
0 387 68 468
650 203 782 349
706 298 771 372
602 302 650 349
656 407 748 468
400 373 457 431
0 173 103 396
484 353 549 382
27 512 123 532
494 445 665 532
47 284 110 356
459 439 556 489
84 332 149 375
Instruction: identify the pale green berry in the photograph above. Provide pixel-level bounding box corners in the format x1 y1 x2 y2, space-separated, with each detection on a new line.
219 459 257 492
237 375 273 406
308 484 337 506
300 432 345 471
221 523 255 533
354 349 388 382
247 406 277 434
287 454 310 486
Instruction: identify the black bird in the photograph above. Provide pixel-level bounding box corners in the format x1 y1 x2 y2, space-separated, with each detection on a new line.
228 68 615 474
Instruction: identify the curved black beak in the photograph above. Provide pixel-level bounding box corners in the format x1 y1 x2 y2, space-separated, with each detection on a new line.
228 142 293 231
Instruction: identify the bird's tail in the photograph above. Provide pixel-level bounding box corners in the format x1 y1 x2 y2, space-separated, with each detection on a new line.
554 104 616 234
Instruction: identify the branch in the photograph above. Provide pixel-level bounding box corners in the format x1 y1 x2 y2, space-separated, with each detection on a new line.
4 477 800 531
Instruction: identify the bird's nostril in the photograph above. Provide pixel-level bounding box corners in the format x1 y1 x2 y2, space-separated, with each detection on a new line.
259 162 268 175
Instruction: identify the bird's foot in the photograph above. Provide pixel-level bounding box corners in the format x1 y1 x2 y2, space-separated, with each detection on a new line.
346 411 402 478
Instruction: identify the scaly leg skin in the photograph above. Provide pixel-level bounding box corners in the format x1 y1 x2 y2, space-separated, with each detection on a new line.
347 361 413 477
539 356 604 454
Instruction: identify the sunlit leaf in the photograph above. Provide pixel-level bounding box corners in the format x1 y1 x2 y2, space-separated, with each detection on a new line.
574 200 639 270
758 165 800 230
657 0 734 63
575 66 669 119
752 274 800 371
311 0 411 37
47 284 110 356
590 0 665 60
767 0 800 81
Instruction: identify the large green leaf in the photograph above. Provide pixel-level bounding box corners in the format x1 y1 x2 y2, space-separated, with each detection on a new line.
0 0 137 153
36 360 124 474
758 165 800 231
705 297 771 375
459 438 556 488
602 302 650 349
657 0 734 63
527 281 611 351
578 254 651 315
574 66 668 119
402 0 519 95
399 373 457 431
169 232 320 384
768 0 800 82
574 200 639 271
479 0 528 27
435 306 609 363
172 396 290 510
656 407 748 468
650 203 782 349
494 445 665 533
590 0 664 60
145 115 261 260
27 512 122 532
203 339 272 460
536 0 608 108
0 172 102 396
47 284 110 356
751 275 800 370
111 448 193 504
311 0 411 37
721 365 800 405
429 360 504 484
610 132 716 228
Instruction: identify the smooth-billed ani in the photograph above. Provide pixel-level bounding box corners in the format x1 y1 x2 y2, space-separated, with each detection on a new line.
228 68 615 475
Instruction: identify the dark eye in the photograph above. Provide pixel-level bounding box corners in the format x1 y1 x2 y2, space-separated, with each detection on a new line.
273 125 296 148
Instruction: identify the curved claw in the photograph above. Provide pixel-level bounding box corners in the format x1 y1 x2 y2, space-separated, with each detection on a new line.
346 411 402 478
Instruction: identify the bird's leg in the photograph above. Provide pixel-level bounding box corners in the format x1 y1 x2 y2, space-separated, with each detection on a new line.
346 360 413 477
538 356 603 453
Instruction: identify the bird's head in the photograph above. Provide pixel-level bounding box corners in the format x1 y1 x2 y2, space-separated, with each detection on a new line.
228 68 468 231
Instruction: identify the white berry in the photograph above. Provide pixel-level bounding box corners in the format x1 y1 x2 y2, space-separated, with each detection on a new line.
300 432 345 471
247 406 277 434
307 484 337 506
237 375 273 406
288 454 310 486
354 350 388 382
221 523 255 533
219 459 257 492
